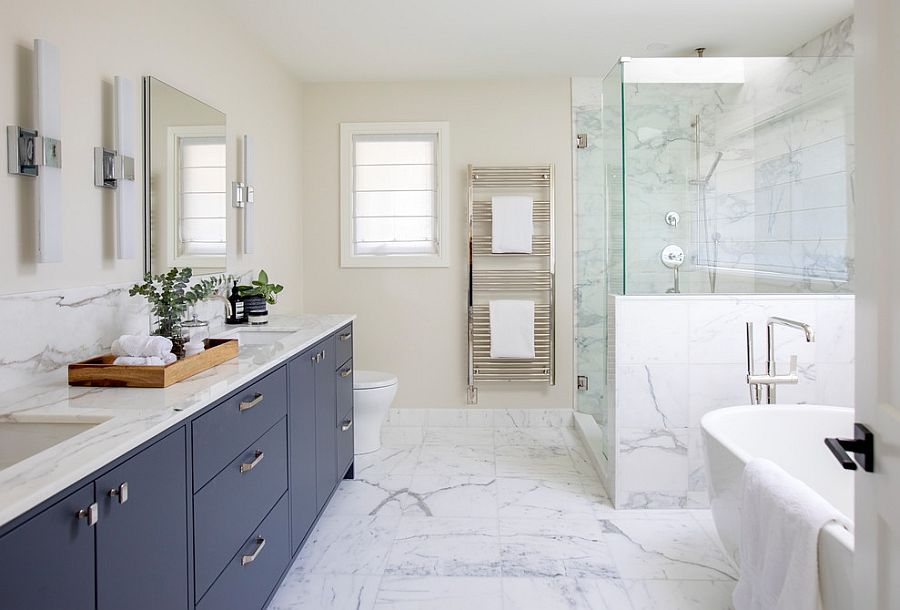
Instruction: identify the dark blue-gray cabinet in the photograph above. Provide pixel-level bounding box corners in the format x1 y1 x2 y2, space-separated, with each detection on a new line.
314 335 338 511
0 427 189 610
0 323 354 610
288 344 319 553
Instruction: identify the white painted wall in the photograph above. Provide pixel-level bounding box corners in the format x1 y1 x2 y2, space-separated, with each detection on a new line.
301 80 574 409
0 0 304 312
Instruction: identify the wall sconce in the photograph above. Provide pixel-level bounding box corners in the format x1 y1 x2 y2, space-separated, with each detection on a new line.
7 39 63 263
93 76 136 259
232 134 254 254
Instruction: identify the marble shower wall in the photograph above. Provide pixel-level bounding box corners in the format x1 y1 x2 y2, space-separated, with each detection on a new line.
609 294 854 509
0 273 250 395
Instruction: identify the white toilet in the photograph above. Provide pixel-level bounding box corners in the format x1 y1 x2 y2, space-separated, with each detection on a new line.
353 370 398 454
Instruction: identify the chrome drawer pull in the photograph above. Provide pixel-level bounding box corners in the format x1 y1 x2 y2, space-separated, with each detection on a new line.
108 482 128 504
76 503 99 527
339 332 352 341
240 450 265 473
239 393 264 412
341 419 353 432
340 368 352 378
241 536 266 566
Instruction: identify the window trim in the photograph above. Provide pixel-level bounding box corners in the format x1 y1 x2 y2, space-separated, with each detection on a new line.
340 121 450 268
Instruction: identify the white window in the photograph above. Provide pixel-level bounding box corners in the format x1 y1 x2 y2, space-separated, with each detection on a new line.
340 122 450 267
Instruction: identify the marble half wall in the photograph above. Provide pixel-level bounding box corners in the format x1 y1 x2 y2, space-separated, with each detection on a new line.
608 294 854 509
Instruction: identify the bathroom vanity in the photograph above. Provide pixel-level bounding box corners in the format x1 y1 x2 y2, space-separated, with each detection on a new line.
0 314 354 610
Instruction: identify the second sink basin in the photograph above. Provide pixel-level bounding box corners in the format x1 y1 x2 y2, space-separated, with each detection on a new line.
222 329 296 346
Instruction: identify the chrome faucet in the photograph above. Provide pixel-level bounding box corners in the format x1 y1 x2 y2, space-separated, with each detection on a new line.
746 317 815 404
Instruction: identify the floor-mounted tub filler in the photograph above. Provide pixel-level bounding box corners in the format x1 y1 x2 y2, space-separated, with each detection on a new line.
701 405 854 610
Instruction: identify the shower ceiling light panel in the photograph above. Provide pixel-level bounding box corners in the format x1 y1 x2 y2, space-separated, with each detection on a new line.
622 57 747 84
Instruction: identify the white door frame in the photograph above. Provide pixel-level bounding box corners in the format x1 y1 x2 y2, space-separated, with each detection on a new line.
853 1 900 608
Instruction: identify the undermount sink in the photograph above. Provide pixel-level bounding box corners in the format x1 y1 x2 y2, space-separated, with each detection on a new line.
0 418 111 470
222 329 296 346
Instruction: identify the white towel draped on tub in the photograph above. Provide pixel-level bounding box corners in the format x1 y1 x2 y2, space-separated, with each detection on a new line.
491 195 533 253
732 458 852 610
489 300 535 358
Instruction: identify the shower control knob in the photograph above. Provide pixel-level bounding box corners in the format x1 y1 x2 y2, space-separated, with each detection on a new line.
661 245 685 268
665 211 680 227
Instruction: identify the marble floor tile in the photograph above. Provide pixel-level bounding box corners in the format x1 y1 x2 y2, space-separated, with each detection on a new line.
423 426 495 447
268 573 381 610
385 516 501 577
294 514 401 576
374 576 503 610
495 445 581 480
355 446 421 482
496 477 597 520
604 518 738 581
326 476 414 517
415 444 496 477
405 475 498 518
625 579 735 610
494 427 566 448
274 421 739 610
499 517 618 579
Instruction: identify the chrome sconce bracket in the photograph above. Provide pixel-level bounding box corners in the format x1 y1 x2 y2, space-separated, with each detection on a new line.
7 125 62 176
93 147 134 189
232 181 254 209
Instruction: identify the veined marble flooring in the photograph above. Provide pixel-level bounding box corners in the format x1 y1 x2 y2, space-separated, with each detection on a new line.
269 423 737 610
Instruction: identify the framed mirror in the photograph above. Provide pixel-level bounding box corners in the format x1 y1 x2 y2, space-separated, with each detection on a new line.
143 77 227 274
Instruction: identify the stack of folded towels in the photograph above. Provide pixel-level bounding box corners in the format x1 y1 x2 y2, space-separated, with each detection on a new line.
112 335 177 366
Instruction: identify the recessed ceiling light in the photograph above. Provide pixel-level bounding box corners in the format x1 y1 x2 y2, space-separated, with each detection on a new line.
646 42 670 52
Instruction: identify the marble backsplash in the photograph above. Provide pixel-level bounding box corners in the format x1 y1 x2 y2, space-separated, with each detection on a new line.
0 273 251 395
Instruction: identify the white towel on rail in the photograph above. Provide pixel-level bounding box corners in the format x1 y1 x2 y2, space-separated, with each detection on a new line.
491 195 533 253
489 300 535 358
732 458 851 610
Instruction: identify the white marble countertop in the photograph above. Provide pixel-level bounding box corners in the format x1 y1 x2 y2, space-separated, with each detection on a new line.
0 313 355 529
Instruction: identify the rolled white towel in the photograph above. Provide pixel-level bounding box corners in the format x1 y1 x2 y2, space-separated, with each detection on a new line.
184 341 205 357
113 353 176 366
112 335 174 358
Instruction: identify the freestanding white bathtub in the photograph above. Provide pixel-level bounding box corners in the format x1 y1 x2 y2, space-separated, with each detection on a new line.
701 405 855 610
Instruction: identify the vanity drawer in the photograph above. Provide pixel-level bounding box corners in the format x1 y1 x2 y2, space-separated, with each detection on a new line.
334 323 353 369
192 366 287 491
196 493 290 610
194 418 288 600
336 359 353 425
337 404 354 477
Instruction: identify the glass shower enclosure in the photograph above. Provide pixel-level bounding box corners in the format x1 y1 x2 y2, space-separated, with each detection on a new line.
574 54 854 465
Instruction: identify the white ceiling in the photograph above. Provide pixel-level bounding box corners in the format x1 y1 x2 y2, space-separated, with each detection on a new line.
219 0 853 82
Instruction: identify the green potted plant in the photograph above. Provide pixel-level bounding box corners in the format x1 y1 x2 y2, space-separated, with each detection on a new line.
237 269 283 325
129 267 223 357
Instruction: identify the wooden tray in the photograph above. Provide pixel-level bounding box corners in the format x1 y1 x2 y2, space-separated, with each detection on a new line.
68 338 239 388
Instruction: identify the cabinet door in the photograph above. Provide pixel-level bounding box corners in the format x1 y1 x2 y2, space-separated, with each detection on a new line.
96 428 189 610
0 483 96 610
289 345 319 553
336 361 355 478
315 335 337 510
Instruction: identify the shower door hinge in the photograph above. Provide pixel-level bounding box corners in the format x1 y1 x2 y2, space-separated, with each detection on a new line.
577 375 589 391
576 134 588 149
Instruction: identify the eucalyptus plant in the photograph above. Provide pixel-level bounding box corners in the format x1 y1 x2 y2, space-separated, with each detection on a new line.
129 267 223 356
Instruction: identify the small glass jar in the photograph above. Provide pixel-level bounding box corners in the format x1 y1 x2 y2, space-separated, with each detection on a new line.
182 309 209 357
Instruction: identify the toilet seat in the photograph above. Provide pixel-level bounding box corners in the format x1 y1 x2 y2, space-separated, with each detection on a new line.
354 370 398 390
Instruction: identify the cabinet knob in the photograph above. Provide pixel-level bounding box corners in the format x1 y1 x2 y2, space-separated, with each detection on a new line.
240 450 265 473
108 482 128 504
239 393 264 412
76 503 99 527
339 332 352 342
241 536 266 566
340 368 352 378
341 419 353 432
